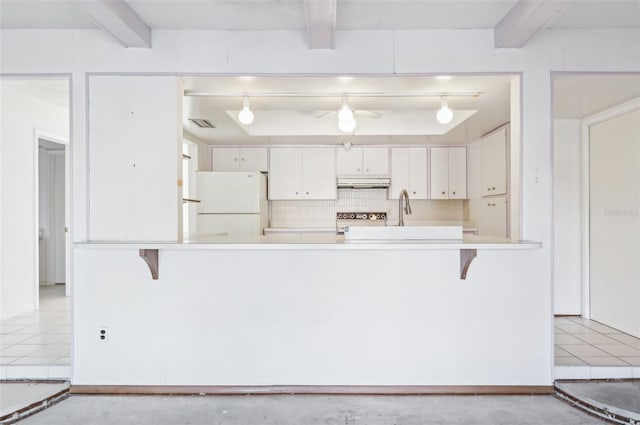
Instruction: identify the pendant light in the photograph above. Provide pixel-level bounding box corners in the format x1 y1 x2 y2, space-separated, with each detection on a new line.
436 95 453 124
338 94 356 133
238 96 254 125
338 117 357 133
338 95 354 122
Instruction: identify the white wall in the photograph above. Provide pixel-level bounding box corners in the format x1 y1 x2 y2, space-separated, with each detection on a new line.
75 246 549 386
553 119 582 315
88 76 182 242
2 27 640 383
0 82 68 320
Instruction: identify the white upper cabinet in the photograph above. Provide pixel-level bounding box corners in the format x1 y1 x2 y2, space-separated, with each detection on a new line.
212 147 267 172
336 147 388 175
302 148 337 199
429 147 467 199
480 127 507 196
390 148 427 199
269 148 336 200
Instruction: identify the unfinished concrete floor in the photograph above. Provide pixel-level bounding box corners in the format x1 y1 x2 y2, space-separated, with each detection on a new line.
16 394 605 425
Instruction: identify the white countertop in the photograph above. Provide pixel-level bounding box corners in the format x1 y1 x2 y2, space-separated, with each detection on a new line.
76 233 540 250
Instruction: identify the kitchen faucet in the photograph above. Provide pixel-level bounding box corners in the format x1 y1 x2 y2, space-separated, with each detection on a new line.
398 189 412 226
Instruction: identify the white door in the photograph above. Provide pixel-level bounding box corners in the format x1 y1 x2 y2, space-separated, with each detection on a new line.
212 148 240 171
390 148 409 199
239 148 268 172
430 147 449 199
590 109 640 337
448 147 467 199
196 214 261 235
337 147 363 175
269 148 302 200
363 148 389 175
478 196 506 237
197 172 261 213
302 148 336 199
408 147 427 199
481 128 507 196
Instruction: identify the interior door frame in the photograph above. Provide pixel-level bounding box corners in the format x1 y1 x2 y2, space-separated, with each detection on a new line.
34 130 70 308
580 96 640 319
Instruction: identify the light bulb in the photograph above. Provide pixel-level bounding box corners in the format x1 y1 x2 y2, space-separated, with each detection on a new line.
338 95 354 122
436 96 453 124
338 118 357 133
238 96 254 125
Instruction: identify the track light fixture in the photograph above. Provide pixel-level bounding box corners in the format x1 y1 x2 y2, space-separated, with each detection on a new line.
436 95 453 124
238 96 254 125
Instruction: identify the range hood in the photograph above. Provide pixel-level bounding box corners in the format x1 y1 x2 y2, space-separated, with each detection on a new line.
337 176 391 189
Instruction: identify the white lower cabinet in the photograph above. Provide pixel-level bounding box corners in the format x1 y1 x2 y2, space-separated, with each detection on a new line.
478 195 507 237
430 147 467 199
390 148 427 199
269 147 336 200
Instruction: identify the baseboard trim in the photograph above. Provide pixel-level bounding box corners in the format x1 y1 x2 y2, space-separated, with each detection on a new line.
70 385 554 396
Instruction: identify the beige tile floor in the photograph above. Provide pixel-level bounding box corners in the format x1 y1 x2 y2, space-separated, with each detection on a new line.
0 285 70 379
555 316 640 366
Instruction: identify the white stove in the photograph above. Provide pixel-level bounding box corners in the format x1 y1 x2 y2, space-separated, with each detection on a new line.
336 211 388 234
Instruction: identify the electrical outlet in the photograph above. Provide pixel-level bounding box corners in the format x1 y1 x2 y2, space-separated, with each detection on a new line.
98 326 109 342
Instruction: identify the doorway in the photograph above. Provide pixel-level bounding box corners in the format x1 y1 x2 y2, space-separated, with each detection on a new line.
37 138 67 293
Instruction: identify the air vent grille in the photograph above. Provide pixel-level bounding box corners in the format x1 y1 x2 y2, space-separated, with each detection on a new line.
189 119 216 128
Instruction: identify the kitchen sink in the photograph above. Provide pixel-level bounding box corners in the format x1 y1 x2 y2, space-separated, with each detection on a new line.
343 225 463 240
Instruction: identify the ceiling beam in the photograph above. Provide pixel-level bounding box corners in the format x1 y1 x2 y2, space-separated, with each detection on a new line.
74 0 151 48
494 0 573 48
303 0 337 49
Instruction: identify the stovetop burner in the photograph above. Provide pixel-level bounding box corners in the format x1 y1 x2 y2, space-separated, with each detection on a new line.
336 212 387 221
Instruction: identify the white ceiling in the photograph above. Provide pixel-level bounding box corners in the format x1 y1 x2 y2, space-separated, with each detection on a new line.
1 0 638 30
182 75 513 145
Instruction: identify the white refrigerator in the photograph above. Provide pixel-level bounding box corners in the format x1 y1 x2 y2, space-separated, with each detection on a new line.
196 171 268 236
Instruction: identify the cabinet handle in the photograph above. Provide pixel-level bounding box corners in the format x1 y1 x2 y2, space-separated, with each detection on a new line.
492 187 496 190
412 191 416 195
295 191 299 195
357 168 361 172
234 157 238 161
442 191 446 195
306 191 309 195
452 191 456 195
365 168 369 172
241 157 245 162
487 187 491 191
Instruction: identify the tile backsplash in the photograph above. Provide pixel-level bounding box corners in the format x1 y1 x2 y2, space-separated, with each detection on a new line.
270 189 463 228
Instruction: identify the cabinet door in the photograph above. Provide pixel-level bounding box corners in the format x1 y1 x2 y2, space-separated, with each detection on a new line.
479 196 507 237
336 147 363 175
269 148 302 200
390 148 409 199
429 147 449 199
481 128 507 196
302 148 336 199
363 148 389 175
408 147 427 199
239 148 268 172
212 148 240 171
448 147 467 199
